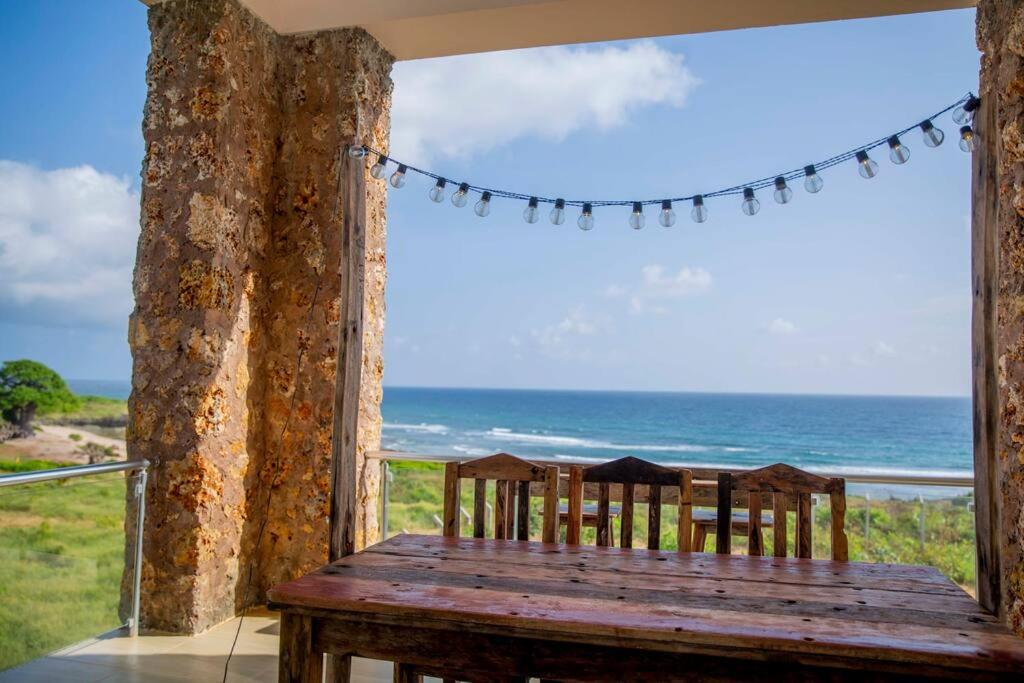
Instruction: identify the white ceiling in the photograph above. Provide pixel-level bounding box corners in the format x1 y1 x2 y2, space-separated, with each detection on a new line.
144 0 976 60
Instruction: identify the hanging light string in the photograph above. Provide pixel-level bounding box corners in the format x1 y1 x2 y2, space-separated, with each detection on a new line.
352 93 979 226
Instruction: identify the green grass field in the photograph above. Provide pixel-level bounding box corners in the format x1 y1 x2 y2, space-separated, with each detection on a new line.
0 458 130 671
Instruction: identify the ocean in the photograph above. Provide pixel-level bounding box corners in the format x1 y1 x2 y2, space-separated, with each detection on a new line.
70 380 973 483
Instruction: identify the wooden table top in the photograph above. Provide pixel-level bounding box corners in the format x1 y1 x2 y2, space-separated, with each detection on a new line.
267 534 1024 677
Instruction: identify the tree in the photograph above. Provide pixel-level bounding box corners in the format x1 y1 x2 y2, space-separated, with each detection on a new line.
0 360 80 436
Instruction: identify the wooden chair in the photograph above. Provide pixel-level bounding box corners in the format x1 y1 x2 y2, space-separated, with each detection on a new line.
566 456 692 550
441 452 560 542
690 507 774 552
716 463 848 560
396 453 560 683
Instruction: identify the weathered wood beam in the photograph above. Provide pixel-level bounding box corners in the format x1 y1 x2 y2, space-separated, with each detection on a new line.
971 93 1001 617
329 150 367 562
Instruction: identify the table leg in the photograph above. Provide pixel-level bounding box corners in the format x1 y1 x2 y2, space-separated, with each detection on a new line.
279 613 323 683
393 662 421 682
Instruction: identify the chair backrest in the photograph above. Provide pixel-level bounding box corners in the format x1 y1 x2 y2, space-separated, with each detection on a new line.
716 463 848 560
566 456 692 551
442 453 560 543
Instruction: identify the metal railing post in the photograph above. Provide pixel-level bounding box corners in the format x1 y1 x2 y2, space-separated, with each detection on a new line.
130 467 147 637
380 460 390 542
918 493 926 552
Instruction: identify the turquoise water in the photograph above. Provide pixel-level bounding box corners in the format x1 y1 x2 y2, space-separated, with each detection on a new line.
70 380 972 477
380 387 972 478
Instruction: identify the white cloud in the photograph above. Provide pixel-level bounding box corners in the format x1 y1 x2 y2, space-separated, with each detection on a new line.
0 161 139 327
391 41 699 163
620 264 712 314
873 341 896 357
531 307 601 358
767 318 797 335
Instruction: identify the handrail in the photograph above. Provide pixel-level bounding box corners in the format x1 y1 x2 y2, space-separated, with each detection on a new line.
366 450 973 488
0 458 149 637
0 459 150 487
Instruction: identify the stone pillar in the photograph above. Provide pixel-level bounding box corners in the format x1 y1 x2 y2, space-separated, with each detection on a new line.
978 0 1024 635
124 0 391 634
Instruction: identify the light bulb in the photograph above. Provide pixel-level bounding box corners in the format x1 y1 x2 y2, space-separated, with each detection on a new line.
578 202 594 231
920 120 944 148
952 96 979 125
550 198 566 225
389 164 407 188
347 144 366 159
629 202 645 230
741 188 760 216
690 195 708 223
451 182 469 208
773 176 793 205
856 150 878 179
474 191 491 217
959 125 980 153
429 178 446 203
803 165 823 193
369 154 387 180
523 197 540 224
659 200 676 227
887 135 910 164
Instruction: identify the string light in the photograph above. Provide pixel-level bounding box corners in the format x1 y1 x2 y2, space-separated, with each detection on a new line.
773 177 792 204
578 203 594 231
353 93 974 231
920 120 945 148
887 135 910 164
550 198 566 225
370 154 388 180
803 165 823 193
389 164 407 188
741 188 759 216
855 150 878 179
959 125 980 153
451 182 470 207
659 200 676 227
523 196 540 223
629 202 645 230
474 191 491 217
952 95 980 125
429 178 446 203
691 195 708 223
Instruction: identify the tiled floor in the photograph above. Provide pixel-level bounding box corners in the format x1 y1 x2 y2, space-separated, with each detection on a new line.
0 609 395 682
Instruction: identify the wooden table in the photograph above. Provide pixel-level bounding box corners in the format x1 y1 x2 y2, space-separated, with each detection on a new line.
267 534 1024 682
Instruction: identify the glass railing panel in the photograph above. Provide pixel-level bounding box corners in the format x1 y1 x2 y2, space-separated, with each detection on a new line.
0 466 142 671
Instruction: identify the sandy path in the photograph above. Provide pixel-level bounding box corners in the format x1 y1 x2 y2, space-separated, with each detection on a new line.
2 425 126 464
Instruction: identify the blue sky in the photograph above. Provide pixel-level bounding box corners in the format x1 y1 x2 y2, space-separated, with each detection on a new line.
0 2 978 396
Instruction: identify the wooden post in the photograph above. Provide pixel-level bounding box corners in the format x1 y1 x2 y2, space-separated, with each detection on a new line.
971 93 1001 617
329 150 367 562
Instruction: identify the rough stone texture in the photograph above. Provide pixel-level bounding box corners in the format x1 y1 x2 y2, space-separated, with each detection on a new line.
979 0 1024 636
123 0 392 634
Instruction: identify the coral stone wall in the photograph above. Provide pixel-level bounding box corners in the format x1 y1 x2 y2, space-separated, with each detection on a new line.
978 0 1024 635
125 0 392 633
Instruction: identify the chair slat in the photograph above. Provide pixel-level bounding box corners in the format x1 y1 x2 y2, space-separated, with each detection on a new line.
566 466 584 544
830 479 849 561
516 480 530 541
541 466 559 543
596 483 611 547
647 484 662 550
620 482 634 548
495 480 508 540
747 491 763 556
677 470 692 552
796 492 812 558
473 478 487 538
504 482 516 539
772 492 787 558
716 472 733 555
442 462 460 538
